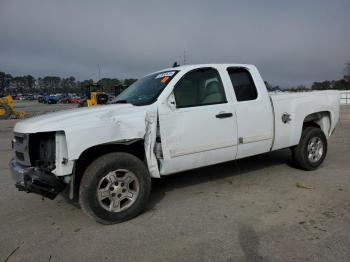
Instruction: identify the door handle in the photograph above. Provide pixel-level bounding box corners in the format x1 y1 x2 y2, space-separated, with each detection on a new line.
215 112 233 118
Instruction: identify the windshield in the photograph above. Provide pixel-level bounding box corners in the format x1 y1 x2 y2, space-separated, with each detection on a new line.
113 70 179 106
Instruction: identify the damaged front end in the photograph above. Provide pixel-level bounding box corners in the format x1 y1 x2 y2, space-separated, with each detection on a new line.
9 132 66 199
9 160 65 199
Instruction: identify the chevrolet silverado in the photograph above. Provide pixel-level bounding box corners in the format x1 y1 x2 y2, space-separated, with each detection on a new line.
10 64 340 224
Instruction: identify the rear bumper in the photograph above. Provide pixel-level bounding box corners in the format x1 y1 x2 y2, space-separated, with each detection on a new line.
9 159 65 199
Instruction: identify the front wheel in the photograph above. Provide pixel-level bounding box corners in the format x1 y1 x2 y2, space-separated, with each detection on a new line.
291 127 327 170
79 152 151 224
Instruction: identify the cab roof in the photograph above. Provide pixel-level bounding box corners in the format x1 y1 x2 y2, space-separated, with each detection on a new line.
153 63 255 74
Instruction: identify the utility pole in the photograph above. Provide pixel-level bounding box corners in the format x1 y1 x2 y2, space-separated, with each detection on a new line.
97 64 101 82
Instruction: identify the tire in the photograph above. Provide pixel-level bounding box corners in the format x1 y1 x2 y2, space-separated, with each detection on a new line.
96 93 109 105
291 127 327 170
0 104 11 119
79 152 151 224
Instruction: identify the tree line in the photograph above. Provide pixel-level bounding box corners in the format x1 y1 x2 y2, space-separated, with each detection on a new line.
0 73 137 96
266 62 350 92
1 62 349 95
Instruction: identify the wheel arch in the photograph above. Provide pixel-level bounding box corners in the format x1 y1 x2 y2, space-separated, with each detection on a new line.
302 111 331 138
72 139 145 200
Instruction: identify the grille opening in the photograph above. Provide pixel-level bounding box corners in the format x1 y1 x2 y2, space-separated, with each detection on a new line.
15 151 24 161
13 133 29 165
14 136 24 144
29 132 56 169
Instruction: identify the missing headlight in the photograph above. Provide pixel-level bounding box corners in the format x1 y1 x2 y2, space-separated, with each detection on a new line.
29 132 56 170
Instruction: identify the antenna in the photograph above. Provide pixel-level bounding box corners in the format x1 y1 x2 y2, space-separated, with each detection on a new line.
183 50 187 65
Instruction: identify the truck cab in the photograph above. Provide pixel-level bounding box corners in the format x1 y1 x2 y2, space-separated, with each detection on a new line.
156 65 274 175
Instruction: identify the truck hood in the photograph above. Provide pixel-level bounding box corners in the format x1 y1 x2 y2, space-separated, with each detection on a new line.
13 103 160 177
14 104 148 134
13 103 158 162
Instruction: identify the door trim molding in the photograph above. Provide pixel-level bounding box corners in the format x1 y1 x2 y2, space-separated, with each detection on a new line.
239 134 273 144
170 140 237 158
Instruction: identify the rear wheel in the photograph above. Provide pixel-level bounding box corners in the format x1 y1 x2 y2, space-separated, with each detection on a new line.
79 152 151 224
0 104 11 119
96 93 109 104
292 127 327 170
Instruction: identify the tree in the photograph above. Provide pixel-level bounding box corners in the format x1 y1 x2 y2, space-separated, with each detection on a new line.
97 78 119 88
60 76 77 92
333 79 349 90
13 76 26 93
311 81 332 90
264 81 281 92
124 78 137 86
80 79 94 95
42 76 61 93
26 75 35 92
0 71 13 91
345 62 350 83
68 76 76 89
80 79 94 88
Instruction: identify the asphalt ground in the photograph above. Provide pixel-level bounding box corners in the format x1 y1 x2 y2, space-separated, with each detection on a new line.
0 101 349 262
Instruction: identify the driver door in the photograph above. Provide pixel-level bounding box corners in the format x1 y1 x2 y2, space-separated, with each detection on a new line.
158 67 238 175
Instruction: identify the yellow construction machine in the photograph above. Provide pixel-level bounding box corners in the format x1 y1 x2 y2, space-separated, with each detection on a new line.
79 84 109 107
0 95 26 119
79 83 128 107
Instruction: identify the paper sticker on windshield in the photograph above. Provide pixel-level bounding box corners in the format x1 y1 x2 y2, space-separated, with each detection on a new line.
160 76 170 83
155 71 175 79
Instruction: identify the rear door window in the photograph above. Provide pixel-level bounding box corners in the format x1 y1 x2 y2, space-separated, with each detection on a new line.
227 68 258 102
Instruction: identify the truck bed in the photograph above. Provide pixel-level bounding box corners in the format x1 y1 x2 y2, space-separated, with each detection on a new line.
269 90 340 151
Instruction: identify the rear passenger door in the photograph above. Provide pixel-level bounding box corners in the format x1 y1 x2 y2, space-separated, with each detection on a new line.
158 67 238 175
227 67 273 159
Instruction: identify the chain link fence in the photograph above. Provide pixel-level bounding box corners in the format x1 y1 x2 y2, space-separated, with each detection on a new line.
340 91 350 105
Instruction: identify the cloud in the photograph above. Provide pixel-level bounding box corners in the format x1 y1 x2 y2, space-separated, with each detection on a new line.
0 0 349 86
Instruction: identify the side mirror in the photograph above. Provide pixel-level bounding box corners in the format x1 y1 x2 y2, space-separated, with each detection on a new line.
167 93 176 110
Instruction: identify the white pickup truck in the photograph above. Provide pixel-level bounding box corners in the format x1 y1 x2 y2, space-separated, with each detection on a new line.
10 64 340 224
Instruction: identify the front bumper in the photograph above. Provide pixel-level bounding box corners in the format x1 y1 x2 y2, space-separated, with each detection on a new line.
9 159 65 199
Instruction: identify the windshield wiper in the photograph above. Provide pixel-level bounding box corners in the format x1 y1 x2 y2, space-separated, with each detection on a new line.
113 99 128 104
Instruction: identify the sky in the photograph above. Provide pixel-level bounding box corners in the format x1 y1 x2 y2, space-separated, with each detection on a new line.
0 0 349 87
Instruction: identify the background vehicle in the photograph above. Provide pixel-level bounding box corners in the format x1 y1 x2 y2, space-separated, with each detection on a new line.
67 96 81 104
43 94 59 104
9 64 340 224
79 83 109 107
23 94 35 101
58 95 70 104
13 94 24 100
37 95 44 103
